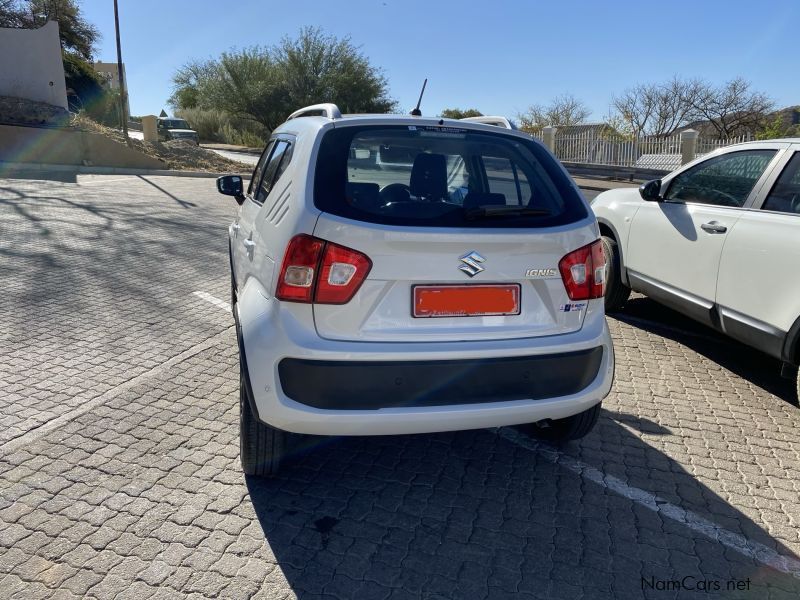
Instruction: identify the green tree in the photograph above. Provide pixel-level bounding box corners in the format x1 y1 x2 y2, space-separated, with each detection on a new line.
0 0 26 27
440 108 483 120
756 113 800 140
170 27 396 131
26 0 99 60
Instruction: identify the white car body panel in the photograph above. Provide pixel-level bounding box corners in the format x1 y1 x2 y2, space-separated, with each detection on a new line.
312 213 599 342
717 209 800 333
626 203 742 305
237 285 613 435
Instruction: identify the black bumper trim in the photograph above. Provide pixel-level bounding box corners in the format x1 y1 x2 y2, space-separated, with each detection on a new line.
278 347 604 410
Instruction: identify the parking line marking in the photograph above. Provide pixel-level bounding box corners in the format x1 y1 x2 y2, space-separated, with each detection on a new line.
498 427 800 579
1 327 235 456
193 291 231 313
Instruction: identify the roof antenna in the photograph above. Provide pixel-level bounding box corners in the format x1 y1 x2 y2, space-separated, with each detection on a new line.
410 78 427 116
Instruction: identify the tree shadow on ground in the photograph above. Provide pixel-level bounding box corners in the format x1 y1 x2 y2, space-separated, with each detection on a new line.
612 296 796 405
247 413 800 600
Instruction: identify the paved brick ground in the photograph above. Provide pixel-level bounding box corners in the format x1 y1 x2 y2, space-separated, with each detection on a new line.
1 173 799 599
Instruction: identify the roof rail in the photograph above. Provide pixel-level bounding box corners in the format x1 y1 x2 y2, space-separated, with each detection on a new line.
460 116 517 130
287 103 342 121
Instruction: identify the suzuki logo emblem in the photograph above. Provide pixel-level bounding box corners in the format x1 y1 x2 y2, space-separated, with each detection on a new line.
459 251 485 277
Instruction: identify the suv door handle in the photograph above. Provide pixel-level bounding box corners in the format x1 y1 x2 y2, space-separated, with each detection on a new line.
243 238 256 249
700 221 727 234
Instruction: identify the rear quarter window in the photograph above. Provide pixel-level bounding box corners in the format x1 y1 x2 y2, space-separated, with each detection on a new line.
313 125 587 228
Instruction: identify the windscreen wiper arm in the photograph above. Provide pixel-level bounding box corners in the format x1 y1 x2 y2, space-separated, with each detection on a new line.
464 205 552 219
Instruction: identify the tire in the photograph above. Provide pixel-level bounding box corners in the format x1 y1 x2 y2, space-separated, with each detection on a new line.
796 367 799 404
601 235 630 313
518 403 602 443
239 368 287 477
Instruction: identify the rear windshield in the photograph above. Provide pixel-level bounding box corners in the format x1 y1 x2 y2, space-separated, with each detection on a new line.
314 125 587 228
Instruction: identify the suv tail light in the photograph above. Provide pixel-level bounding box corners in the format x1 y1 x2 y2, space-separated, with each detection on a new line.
276 234 372 304
558 240 606 300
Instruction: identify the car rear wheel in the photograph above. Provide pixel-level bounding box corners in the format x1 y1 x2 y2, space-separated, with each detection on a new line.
601 235 630 313
239 369 288 477
518 403 601 443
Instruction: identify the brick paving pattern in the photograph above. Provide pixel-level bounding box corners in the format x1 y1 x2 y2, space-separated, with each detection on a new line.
1 174 799 599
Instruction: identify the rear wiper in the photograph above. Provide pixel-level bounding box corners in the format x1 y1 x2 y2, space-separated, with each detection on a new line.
464 205 551 219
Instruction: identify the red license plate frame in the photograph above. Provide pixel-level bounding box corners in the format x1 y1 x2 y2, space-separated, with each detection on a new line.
412 284 521 318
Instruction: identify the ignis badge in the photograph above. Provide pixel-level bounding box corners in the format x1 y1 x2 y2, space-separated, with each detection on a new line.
525 268 558 278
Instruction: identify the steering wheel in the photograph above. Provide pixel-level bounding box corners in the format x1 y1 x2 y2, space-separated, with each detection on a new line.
379 183 411 204
706 188 740 207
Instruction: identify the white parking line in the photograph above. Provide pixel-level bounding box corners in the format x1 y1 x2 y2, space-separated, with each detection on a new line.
193 291 231 313
498 427 800 579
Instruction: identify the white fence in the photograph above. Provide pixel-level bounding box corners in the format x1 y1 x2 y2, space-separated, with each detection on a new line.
541 128 753 172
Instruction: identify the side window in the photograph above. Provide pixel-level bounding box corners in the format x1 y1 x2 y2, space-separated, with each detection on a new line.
762 152 800 215
248 141 275 197
484 156 533 205
256 141 291 203
664 150 776 208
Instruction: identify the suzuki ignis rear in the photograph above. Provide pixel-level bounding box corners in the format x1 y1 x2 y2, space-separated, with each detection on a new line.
217 104 614 476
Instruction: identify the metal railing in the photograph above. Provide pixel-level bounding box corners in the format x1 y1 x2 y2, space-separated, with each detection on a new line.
542 129 754 173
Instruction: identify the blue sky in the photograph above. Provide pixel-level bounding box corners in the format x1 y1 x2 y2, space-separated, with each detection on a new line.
83 0 799 120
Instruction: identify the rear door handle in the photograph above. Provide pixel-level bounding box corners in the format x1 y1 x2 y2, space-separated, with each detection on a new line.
700 221 727 234
243 238 256 249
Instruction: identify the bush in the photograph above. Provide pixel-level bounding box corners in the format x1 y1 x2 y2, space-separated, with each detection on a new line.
174 108 267 147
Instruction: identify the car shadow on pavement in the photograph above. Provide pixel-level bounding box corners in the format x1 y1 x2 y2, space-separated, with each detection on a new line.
612 296 797 405
246 416 800 599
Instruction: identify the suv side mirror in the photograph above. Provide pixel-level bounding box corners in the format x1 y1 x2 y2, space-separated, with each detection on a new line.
217 175 245 204
639 179 662 202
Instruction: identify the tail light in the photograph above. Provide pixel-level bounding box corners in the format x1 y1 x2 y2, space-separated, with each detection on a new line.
558 240 606 300
276 234 372 304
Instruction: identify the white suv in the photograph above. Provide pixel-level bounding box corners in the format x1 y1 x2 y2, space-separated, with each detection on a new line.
592 139 800 396
217 104 615 476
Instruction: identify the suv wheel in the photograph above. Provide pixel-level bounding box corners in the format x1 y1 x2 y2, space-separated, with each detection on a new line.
518 403 601 443
239 369 287 477
601 235 630 312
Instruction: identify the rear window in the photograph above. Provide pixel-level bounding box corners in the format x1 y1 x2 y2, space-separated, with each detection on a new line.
314 125 587 228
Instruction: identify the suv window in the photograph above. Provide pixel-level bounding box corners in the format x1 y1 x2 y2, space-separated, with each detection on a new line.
665 150 776 208
762 152 800 215
484 156 533 204
315 125 587 228
248 140 275 197
256 141 292 202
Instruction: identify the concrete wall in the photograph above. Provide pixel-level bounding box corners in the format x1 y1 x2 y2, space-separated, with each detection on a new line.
0 124 165 169
0 22 68 109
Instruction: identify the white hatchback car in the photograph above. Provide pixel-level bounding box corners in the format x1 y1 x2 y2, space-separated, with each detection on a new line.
592 139 800 396
217 104 615 476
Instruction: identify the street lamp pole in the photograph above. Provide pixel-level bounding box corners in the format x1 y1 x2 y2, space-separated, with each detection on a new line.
113 0 129 144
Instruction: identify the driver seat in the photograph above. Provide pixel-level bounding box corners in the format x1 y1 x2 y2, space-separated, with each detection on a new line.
410 153 448 201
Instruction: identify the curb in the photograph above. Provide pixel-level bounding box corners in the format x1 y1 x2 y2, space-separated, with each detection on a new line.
0 161 249 179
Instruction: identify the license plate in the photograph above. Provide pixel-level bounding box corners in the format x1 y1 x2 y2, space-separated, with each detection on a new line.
413 284 521 318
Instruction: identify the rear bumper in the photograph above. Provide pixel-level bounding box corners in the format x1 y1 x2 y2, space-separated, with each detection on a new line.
238 291 614 436
279 348 603 410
